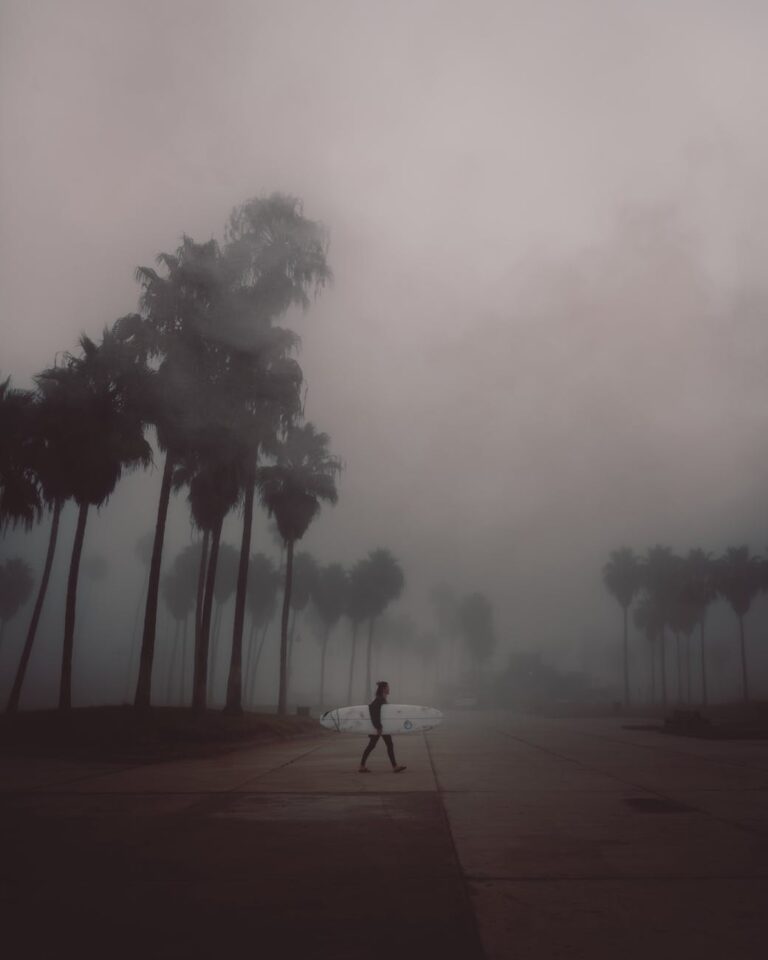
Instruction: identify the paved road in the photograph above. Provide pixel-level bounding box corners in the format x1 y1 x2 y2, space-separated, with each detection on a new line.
2 712 768 958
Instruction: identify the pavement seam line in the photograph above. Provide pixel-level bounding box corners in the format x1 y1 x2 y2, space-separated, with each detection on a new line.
424 732 488 960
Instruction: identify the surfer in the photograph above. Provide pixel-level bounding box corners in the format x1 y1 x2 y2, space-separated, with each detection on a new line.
359 681 407 773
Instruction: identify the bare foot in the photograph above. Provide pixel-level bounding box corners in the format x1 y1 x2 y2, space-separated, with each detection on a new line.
358 767 371 773
393 765 407 773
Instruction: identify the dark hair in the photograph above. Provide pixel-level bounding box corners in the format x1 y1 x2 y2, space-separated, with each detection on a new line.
375 681 389 697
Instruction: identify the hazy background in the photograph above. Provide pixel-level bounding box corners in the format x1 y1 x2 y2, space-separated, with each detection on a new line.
3 0 768 704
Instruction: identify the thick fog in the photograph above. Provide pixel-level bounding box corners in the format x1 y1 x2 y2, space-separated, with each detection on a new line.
3 0 768 707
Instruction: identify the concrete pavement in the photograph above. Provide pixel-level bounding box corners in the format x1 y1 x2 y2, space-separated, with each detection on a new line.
2 712 768 958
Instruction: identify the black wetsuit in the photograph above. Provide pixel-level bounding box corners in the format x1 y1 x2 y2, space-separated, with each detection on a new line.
360 695 397 767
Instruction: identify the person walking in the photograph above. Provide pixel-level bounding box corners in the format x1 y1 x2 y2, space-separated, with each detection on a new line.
359 680 406 773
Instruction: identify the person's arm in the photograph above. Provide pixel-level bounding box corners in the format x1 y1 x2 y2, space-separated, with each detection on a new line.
369 697 383 733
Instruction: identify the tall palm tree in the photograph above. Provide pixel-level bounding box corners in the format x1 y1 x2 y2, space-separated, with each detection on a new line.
345 558 372 703
602 547 641 707
312 563 348 708
0 558 35 649
221 194 330 716
130 237 227 708
6 381 77 714
716 546 761 703
178 425 245 712
257 423 341 714
38 329 152 710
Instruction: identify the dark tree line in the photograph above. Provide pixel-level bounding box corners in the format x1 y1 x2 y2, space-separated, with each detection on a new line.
603 545 765 707
0 194 345 716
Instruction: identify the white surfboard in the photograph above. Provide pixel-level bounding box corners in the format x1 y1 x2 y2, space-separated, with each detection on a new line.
320 703 443 736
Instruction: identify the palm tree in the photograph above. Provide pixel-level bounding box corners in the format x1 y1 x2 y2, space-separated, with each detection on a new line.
257 423 341 714
633 594 663 703
221 194 330 716
0 377 41 534
38 329 152 709
345 559 371 703
209 542 239 695
716 546 761 703
244 552 280 706
353 549 405 699
130 237 227 708
5 381 76 714
0 558 35 649
312 563 348 708
602 547 641 707
638 546 678 707
179 425 245 712
286 551 319 695
161 553 197 704
683 549 717 706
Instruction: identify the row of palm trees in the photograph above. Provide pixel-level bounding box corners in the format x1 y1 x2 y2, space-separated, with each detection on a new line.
603 545 766 707
0 193 345 715
154 543 405 708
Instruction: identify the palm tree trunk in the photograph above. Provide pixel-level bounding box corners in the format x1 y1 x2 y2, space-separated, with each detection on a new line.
166 619 181 703
659 627 667 707
738 615 749 703
622 605 630 707
226 476 255 714
365 617 376 701
250 620 270 705
244 617 257 707
0 621 5 650
208 602 221 693
135 452 174 708
319 625 330 708
649 633 657 705
685 634 691 704
347 621 359 703
60 501 89 711
287 607 298 695
699 618 708 706
675 633 683 703
193 518 223 712
180 615 189 704
195 530 209 649
8 498 63 714
277 540 294 715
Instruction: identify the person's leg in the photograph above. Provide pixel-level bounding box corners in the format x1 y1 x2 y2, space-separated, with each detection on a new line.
383 735 405 771
359 735 379 770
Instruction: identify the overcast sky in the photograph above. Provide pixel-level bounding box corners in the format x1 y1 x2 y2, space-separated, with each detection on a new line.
4 0 768 664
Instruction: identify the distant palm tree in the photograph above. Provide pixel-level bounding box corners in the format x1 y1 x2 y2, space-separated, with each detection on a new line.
683 549 717 706
0 558 35 649
286 551 319 695
633 594 663 703
257 423 341 714
345 559 371 703
38 329 152 709
602 548 641 706
209 542 240 695
244 553 280 706
716 547 761 703
312 563 348 707
639 546 678 707
355 549 405 699
161 551 198 704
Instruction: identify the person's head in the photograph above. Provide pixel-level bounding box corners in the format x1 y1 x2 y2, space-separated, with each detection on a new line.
375 680 390 699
